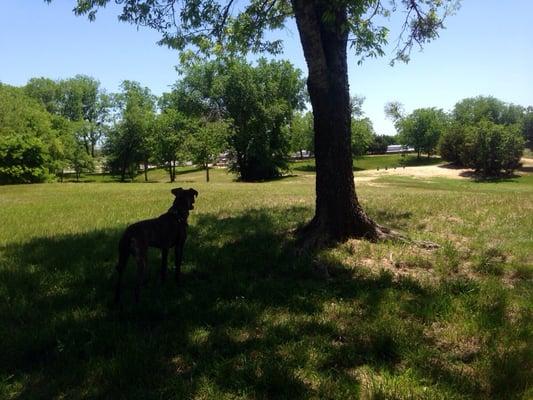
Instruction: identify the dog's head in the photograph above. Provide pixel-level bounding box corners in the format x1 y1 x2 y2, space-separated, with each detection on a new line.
170 187 198 211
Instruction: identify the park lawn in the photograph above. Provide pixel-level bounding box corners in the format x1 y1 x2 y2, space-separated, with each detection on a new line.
291 153 443 173
0 169 532 399
60 165 204 184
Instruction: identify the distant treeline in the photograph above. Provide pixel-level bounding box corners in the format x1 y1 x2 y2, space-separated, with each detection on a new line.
1 58 532 184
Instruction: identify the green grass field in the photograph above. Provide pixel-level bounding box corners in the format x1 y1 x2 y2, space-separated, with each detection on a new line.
1 167 532 399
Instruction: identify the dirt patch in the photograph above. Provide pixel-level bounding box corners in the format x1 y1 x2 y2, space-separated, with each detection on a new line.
356 164 471 181
356 158 533 182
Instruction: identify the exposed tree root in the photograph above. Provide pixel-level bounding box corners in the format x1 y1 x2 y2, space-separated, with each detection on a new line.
294 218 438 255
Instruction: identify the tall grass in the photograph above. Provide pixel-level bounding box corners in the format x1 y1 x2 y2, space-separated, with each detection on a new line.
0 169 531 399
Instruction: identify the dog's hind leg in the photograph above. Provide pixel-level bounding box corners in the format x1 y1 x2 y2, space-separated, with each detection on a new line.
160 247 168 283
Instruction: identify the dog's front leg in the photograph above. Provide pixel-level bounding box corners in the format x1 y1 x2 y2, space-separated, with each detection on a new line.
160 247 168 282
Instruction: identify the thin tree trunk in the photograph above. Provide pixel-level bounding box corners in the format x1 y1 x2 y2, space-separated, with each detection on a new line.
171 161 176 183
144 161 148 182
121 162 126 182
205 162 210 182
292 0 390 248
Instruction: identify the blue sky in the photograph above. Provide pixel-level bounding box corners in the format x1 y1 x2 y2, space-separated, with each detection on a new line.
1 0 532 135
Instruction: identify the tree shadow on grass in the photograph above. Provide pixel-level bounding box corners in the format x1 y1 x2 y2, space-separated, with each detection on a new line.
1 207 530 398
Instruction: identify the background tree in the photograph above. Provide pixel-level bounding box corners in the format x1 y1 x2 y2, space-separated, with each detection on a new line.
224 58 305 180
288 111 314 158
25 75 111 159
397 108 448 159
58 0 459 246
66 125 95 181
384 101 406 132
351 118 375 157
189 119 230 182
105 81 156 181
168 58 305 181
349 95 374 157
153 109 190 183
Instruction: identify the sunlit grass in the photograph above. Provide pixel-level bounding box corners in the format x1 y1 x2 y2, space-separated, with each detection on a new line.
0 168 531 399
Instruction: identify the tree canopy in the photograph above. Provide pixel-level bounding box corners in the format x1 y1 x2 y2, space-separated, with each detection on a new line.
50 0 458 64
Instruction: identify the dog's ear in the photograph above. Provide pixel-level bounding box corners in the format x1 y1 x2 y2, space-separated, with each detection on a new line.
171 188 184 197
188 188 198 198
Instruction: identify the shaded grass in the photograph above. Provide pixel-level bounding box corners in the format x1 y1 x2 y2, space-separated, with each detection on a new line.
0 172 532 399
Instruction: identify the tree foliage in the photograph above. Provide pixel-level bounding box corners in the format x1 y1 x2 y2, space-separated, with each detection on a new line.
0 134 50 184
52 0 458 65
0 84 61 183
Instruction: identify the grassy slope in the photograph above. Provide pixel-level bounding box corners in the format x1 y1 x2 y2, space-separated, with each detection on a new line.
0 168 532 399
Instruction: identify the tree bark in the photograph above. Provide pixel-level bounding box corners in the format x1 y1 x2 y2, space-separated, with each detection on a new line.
205 163 210 182
291 0 390 247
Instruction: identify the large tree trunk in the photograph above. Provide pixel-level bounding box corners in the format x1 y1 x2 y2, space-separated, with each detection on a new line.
292 0 389 247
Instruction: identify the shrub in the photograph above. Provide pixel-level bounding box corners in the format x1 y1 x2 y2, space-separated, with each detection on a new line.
463 121 524 176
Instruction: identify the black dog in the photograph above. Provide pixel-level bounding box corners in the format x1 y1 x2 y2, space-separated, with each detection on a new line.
114 188 198 303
